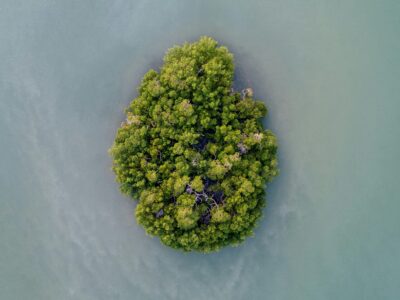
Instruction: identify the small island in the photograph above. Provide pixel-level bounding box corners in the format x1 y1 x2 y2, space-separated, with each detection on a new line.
110 37 278 252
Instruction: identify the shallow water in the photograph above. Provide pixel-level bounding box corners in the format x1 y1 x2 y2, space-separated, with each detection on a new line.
1 1 400 299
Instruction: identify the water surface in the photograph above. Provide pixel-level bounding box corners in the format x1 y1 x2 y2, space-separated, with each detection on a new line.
1 1 400 299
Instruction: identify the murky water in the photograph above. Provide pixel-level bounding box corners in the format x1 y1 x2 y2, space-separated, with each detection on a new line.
1 1 399 299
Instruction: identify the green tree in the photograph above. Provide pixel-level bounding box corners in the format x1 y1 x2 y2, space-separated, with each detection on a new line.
110 36 278 252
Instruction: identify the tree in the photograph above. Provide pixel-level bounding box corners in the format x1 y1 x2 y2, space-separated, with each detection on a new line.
110 36 278 252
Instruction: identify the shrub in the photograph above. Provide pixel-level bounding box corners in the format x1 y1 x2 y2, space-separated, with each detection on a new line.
110 37 278 252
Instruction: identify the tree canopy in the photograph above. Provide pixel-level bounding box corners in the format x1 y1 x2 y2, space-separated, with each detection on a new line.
110 37 278 252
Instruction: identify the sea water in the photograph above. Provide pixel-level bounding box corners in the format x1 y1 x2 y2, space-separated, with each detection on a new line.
1 1 399 299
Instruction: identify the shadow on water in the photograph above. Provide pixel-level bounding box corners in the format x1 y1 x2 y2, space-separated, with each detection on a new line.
231 46 286 238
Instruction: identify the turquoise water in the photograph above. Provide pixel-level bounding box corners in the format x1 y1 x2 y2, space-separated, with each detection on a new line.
1 1 400 299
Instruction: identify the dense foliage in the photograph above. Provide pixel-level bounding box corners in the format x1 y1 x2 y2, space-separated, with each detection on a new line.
110 37 278 252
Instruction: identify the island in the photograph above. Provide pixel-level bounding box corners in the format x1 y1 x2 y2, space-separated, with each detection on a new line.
110 36 278 252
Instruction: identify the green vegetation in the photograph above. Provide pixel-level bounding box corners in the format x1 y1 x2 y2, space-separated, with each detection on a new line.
110 37 278 252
